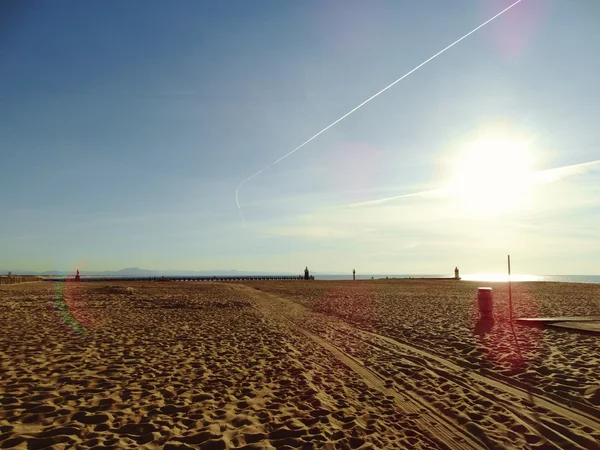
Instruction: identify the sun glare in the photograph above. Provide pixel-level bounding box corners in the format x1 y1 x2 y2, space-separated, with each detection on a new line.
460 273 539 282
447 133 534 215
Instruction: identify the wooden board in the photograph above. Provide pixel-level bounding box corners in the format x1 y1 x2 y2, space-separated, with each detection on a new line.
548 321 600 334
516 316 600 323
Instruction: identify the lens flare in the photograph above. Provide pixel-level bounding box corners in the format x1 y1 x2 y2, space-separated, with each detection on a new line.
473 284 541 374
49 263 97 335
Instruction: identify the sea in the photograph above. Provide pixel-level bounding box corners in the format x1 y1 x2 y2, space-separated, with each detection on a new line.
37 273 600 284
317 274 600 283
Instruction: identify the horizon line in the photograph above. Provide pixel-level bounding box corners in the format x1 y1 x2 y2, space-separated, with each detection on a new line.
3 268 599 277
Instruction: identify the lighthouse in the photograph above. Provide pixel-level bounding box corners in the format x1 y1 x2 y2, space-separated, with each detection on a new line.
454 266 460 280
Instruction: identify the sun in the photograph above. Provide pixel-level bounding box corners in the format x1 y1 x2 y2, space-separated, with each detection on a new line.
446 133 534 215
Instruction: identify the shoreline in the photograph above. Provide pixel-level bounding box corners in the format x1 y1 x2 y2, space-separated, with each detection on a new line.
35 276 600 286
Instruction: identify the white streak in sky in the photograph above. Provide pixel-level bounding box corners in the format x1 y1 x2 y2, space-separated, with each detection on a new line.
531 159 600 185
339 160 600 209
235 0 524 226
341 189 445 209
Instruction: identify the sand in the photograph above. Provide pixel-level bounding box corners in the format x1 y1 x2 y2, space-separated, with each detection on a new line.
1 280 599 449
252 280 600 405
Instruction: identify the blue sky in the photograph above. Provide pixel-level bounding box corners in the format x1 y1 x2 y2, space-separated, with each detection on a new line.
1 0 599 274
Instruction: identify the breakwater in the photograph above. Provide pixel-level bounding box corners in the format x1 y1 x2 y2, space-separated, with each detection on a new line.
0 276 44 285
42 275 305 282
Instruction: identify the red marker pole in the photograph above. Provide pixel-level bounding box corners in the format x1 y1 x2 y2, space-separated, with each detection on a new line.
508 255 513 322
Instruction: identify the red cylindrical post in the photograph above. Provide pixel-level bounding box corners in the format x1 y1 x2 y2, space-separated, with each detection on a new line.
477 287 494 319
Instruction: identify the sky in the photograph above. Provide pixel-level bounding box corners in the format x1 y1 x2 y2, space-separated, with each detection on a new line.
1 0 599 275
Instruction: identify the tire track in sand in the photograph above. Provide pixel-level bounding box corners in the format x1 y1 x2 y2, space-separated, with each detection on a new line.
235 284 600 450
329 323 600 450
235 284 483 450
349 325 599 425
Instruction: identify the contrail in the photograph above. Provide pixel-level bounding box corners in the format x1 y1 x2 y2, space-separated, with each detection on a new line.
235 0 524 226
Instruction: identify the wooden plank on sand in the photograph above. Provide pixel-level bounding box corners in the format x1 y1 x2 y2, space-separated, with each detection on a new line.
516 316 600 323
547 321 600 334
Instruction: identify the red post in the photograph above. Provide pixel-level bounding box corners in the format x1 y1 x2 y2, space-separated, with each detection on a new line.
508 255 513 322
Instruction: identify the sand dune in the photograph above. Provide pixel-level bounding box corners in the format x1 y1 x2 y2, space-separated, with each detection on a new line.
1 280 599 449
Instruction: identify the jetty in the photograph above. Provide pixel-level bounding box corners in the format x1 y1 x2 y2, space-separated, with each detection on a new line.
42 275 305 282
0 275 44 285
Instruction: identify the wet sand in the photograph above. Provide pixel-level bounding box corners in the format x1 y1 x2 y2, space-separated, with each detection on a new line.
1 280 599 449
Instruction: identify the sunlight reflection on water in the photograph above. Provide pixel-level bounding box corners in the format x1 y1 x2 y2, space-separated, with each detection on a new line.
461 274 600 283
460 273 539 282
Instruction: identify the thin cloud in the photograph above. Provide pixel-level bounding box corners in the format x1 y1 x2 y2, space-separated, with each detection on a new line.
340 189 445 209
267 225 354 239
531 159 600 185
338 159 600 209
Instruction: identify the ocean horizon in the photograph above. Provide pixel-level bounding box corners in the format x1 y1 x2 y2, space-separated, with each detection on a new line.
316 274 600 283
28 273 600 284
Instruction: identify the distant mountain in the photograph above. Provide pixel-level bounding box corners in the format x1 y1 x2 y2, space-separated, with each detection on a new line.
0 269 65 276
114 267 159 276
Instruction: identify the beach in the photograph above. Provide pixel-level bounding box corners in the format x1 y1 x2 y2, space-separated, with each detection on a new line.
1 280 599 449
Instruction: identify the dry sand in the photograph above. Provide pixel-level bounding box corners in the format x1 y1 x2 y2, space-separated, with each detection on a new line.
253 280 600 406
1 280 599 449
